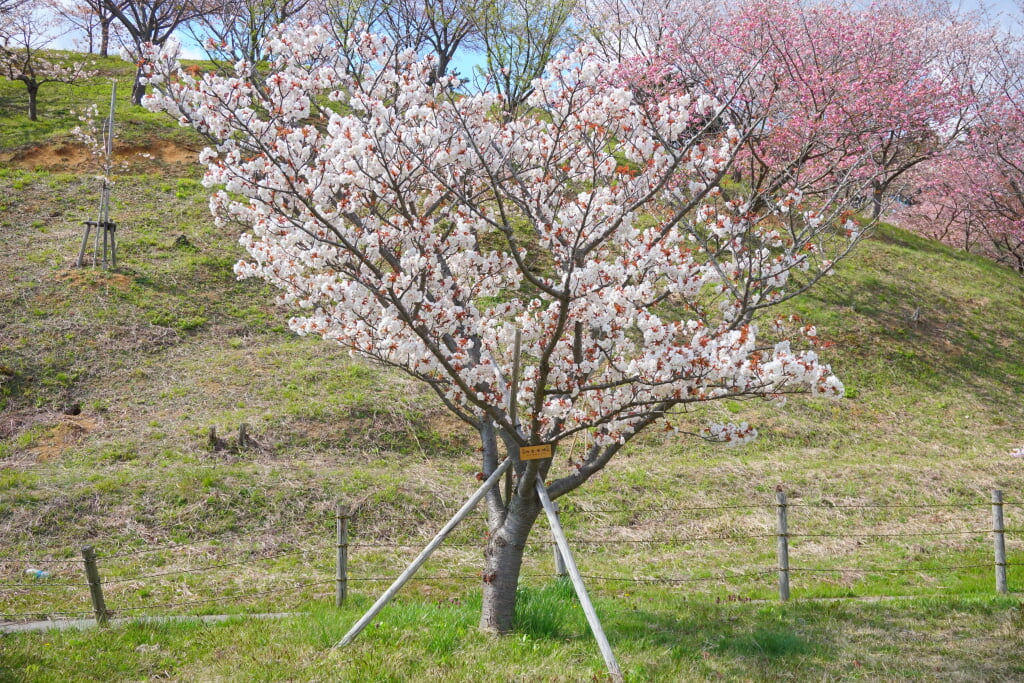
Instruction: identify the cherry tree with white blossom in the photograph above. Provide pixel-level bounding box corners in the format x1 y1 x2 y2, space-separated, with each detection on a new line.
0 0 95 120
142 24 869 633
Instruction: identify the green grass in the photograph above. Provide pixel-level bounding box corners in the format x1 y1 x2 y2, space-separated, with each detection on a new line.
2 594 1022 681
0 53 205 151
2 51 1024 681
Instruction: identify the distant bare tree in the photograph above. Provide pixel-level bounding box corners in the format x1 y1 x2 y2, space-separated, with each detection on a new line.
323 0 483 81
0 0 95 120
51 0 128 56
186 0 310 66
472 0 574 115
102 0 205 103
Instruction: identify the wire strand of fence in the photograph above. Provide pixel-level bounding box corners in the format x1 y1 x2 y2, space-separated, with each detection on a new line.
368 500 1008 520
347 574 484 582
789 530 995 538
349 526 1012 549
347 533 778 550
0 557 82 565
578 570 777 584
97 537 330 559
553 504 772 514
7 519 1017 568
789 564 994 574
788 502 993 509
99 548 324 584
0 608 96 619
1 538 330 565
110 580 336 612
0 581 90 591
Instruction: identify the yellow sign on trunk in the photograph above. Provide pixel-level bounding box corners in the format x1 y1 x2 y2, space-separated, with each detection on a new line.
519 444 553 461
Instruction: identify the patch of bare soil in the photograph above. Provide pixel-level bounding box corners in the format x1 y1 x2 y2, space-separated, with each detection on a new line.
26 415 99 462
55 269 133 291
5 140 197 171
1 411 100 464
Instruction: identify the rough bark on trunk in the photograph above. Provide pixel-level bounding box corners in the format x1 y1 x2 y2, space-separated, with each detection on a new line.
100 19 111 58
871 179 883 220
26 81 38 121
479 493 542 633
131 67 146 105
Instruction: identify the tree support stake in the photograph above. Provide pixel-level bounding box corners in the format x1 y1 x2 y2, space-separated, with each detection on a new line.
334 456 513 648
536 480 623 682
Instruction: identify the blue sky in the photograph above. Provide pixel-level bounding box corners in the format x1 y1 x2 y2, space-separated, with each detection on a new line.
51 0 1022 59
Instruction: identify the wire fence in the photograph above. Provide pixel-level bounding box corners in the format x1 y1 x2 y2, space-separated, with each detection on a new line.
1 489 1020 625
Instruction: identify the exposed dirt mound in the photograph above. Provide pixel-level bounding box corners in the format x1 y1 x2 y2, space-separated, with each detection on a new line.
56 269 133 292
5 140 197 171
0 411 100 464
27 416 98 462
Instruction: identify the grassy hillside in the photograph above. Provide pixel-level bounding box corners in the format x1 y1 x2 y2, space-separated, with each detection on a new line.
2 59 1023 681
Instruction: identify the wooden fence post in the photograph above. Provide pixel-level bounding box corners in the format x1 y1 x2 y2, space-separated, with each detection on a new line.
992 490 1008 594
776 491 790 602
336 503 349 607
552 502 567 577
81 546 109 625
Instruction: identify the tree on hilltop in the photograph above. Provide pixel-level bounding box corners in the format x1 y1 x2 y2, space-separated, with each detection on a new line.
0 0 95 120
101 0 205 103
592 0 975 218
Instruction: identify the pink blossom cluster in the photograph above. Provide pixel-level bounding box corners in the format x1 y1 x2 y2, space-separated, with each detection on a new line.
897 32 1024 272
608 0 972 221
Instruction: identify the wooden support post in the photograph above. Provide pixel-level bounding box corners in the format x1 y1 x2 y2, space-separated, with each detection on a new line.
335 456 513 648
552 502 567 577
776 491 790 602
81 546 109 625
107 222 117 269
992 490 1008 594
536 481 622 682
336 503 349 607
77 221 94 266
238 423 249 449
102 222 111 267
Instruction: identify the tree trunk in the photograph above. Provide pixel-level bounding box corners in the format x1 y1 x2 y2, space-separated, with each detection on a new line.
100 18 111 58
26 81 38 121
131 67 146 105
479 492 542 633
871 179 883 220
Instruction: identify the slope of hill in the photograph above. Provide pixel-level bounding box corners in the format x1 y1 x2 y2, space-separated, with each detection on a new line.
2 59 1023 682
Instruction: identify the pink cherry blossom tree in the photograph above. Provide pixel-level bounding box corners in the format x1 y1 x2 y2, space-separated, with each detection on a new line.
899 24 1024 272
605 0 975 219
142 24 867 633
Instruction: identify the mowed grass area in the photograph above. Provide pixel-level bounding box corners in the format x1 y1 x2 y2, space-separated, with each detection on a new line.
3 593 1023 682
2 61 1024 681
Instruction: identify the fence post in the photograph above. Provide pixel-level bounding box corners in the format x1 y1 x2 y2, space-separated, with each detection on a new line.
992 490 1008 594
776 491 790 602
552 502 567 577
81 546 110 625
336 503 349 607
